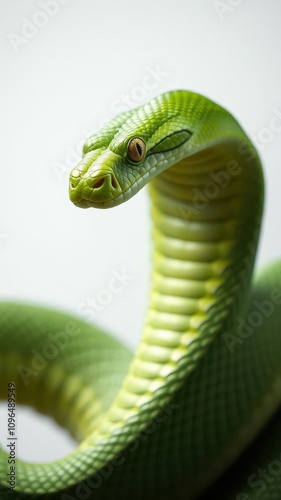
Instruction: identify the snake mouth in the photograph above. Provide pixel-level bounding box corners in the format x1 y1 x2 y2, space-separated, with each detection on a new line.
71 197 125 209
70 199 92 209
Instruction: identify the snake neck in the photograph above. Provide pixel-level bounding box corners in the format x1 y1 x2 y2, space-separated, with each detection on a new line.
83 138 264 446
146 141 263 371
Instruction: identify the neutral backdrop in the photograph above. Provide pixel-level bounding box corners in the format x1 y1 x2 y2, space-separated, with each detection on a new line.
1 0 281 462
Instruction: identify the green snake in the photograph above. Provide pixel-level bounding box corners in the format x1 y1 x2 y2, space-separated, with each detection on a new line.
1 90 281 499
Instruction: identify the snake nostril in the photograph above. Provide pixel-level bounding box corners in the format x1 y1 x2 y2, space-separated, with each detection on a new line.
92 177 105 189
111 175 118 189
91 175 118 190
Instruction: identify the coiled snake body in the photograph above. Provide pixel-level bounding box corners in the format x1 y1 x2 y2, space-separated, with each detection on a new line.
1 90 281 499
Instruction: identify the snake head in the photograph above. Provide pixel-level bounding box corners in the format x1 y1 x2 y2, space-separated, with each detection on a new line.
69 91 193 209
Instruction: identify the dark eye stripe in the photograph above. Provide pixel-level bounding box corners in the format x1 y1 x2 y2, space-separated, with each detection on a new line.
148 129 192 155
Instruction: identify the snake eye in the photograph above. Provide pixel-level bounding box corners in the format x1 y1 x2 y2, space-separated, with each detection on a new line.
127 137 146 163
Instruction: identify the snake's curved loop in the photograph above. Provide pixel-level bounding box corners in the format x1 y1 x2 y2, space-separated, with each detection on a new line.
1 90 281 500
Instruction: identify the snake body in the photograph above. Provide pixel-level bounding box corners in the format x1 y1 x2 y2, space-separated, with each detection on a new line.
1 90 281 499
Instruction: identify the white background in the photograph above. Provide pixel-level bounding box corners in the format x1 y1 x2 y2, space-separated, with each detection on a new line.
0 0 281 462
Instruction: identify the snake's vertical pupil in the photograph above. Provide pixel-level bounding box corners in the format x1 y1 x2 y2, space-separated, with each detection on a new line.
136 143 142 156
127 137 146 162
